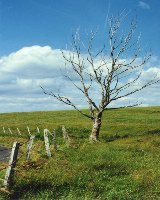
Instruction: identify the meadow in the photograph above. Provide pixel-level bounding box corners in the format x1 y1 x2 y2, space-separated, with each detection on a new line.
0 106 160 199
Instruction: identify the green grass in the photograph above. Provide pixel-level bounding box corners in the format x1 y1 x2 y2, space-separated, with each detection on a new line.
0 107 160 199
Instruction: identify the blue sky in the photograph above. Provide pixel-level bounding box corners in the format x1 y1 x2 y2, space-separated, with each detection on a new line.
0 0 159 112
0 0 160 55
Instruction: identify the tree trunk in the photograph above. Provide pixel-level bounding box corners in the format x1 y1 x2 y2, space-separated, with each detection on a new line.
89 112 102 141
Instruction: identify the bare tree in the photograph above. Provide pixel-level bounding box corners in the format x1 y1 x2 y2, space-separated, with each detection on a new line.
41 13 159 141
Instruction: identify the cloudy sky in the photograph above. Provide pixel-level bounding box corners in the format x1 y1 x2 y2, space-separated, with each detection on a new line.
0 0 159 113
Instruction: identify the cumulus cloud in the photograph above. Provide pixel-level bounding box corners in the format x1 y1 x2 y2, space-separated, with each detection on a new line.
0 46 66 78
139 1 150 10
0 45 159 113
0 45 88 112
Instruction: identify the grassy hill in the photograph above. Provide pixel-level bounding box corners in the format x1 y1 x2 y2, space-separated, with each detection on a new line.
0 107 160 199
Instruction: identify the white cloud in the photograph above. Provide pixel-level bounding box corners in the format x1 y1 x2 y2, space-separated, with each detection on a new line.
139 1 150 10
0 46 69 78
0 45 159 113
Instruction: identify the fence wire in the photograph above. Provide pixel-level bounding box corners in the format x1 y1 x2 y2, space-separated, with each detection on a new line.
0 127 62 174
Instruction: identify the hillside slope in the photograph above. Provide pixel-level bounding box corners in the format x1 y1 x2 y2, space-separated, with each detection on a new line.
0 107 160 199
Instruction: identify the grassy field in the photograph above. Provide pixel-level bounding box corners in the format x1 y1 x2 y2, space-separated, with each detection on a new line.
0 107 160 199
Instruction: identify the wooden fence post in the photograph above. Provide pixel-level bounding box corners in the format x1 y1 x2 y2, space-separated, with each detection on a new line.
37 127 40 134
8 128 13 135
26 135 35 160
44 129 51 157
53 129 57 151
27 126 31 136
17 128 21 135
3 127 6 134
62 125 70 146
3 142 20 188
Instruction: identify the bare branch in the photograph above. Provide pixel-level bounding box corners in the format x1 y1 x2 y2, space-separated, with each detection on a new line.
105 102 142 110
40 86 94 120
111 78 160 102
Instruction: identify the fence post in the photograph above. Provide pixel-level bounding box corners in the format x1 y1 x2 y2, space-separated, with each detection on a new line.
62 125 70 146
37 127 40 134
26 135 35 160
53 129 57 151
44 129 51 157
3 127 6 134
17 128 21 135
8 128 13 135
3 142 20 188
27 126 31 136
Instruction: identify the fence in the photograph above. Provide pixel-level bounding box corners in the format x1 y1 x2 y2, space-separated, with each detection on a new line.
2 126 42 136
0 125 70 191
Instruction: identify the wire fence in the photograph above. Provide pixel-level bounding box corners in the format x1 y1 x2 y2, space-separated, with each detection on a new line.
1 126 42 136
0 126 70 190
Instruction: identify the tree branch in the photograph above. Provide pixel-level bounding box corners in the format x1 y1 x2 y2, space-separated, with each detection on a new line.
40 86 94 120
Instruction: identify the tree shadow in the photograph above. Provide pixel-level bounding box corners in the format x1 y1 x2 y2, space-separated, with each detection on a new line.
7 181 71 200
102 134 129 142
146 129 160 135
